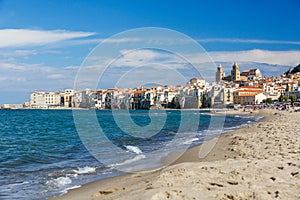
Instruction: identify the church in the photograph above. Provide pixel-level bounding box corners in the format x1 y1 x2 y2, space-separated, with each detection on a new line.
216 63 262 83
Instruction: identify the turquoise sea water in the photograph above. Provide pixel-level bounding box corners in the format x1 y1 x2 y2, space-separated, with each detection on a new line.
0 110 262 199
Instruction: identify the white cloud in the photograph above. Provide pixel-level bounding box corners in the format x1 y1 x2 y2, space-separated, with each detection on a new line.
0 29 96 48
113 49 189 69
187 49 300 66
76 37 300 46
0 59 79 92
197 38 300 45
47 74 65 79
0 50 38 57
69 37 143 45
78 48 300 87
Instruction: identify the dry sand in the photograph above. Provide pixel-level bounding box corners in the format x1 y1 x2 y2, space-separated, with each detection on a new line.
51 109 300 200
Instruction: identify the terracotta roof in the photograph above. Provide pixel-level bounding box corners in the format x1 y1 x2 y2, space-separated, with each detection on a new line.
235 89 264 93
133 90 144 94
240 86 261 89
107 88 119 91
239 94 257 97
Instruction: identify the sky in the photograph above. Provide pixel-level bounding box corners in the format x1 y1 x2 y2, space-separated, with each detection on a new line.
0 0 300 104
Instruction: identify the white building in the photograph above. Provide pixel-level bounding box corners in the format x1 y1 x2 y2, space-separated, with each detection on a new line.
238 93 267 105
30 91 46 108
44 92 61 106
2 104 23 109
30 91 61 108
189 78 207 88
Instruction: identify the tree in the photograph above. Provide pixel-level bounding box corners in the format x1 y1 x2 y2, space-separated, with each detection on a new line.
262 98 273 104
278 94 288 102
289 94 297 102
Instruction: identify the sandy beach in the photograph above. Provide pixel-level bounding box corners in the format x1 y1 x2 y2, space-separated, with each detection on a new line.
51 109 300 200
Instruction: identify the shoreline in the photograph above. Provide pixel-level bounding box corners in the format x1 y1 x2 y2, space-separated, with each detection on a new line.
0 107 238 112
50 109 276 200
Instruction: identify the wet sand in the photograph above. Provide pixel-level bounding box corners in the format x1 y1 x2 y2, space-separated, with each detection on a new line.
51 109 300 200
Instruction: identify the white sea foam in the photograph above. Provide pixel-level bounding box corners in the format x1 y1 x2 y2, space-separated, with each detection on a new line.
108 145 146 169
125 145 143 154
45 177 72 188
73 166 96 174
255 116 264 121
61 185 82 196
183 138 199 145
108 154 146 168
8 181 30 187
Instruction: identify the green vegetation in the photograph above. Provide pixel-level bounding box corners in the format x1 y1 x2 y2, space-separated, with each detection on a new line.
278 95 288 102
289 94 297 102
262 98 273 104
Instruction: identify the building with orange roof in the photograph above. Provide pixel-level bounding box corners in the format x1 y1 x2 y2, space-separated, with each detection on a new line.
233 86 266 104
235 93 267 105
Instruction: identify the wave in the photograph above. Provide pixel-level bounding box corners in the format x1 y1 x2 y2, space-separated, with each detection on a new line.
125 145 143 155
183 138 199 145
61 185 81 196
45 177 72 188
73 166 96 174
108 154 146 168
107 145 146 169
234 114 254 119
255 116 264 121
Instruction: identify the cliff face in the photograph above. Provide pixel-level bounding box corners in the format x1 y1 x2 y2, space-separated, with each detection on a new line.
285 64 300 75
291 64 300 74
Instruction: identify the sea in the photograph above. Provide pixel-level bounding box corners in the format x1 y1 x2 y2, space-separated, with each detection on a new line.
0 109 263 200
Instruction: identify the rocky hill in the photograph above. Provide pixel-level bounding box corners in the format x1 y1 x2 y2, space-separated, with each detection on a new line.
284 64 300 75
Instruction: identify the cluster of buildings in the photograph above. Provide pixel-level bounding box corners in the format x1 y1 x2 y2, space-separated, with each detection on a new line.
2 63 300 110
215 63 300 105
28 78 209 110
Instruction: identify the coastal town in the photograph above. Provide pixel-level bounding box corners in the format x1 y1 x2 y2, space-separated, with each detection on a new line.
2 63 300 110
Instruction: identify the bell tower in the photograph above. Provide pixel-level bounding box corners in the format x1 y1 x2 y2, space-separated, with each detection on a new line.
216 64 225 83
231 62 240 81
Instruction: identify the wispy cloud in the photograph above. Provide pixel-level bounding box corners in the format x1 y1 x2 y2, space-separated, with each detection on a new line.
207 49 300 66
0 50 38 57
80 36 300 46
184 49 300 66
0 49 61 58
76 48 299 89
0 59 78 92
197 38 300 45
0 29 96 48
69 37 143 45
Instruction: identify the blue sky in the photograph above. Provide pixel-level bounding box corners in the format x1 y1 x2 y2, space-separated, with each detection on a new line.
0 0 300 104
